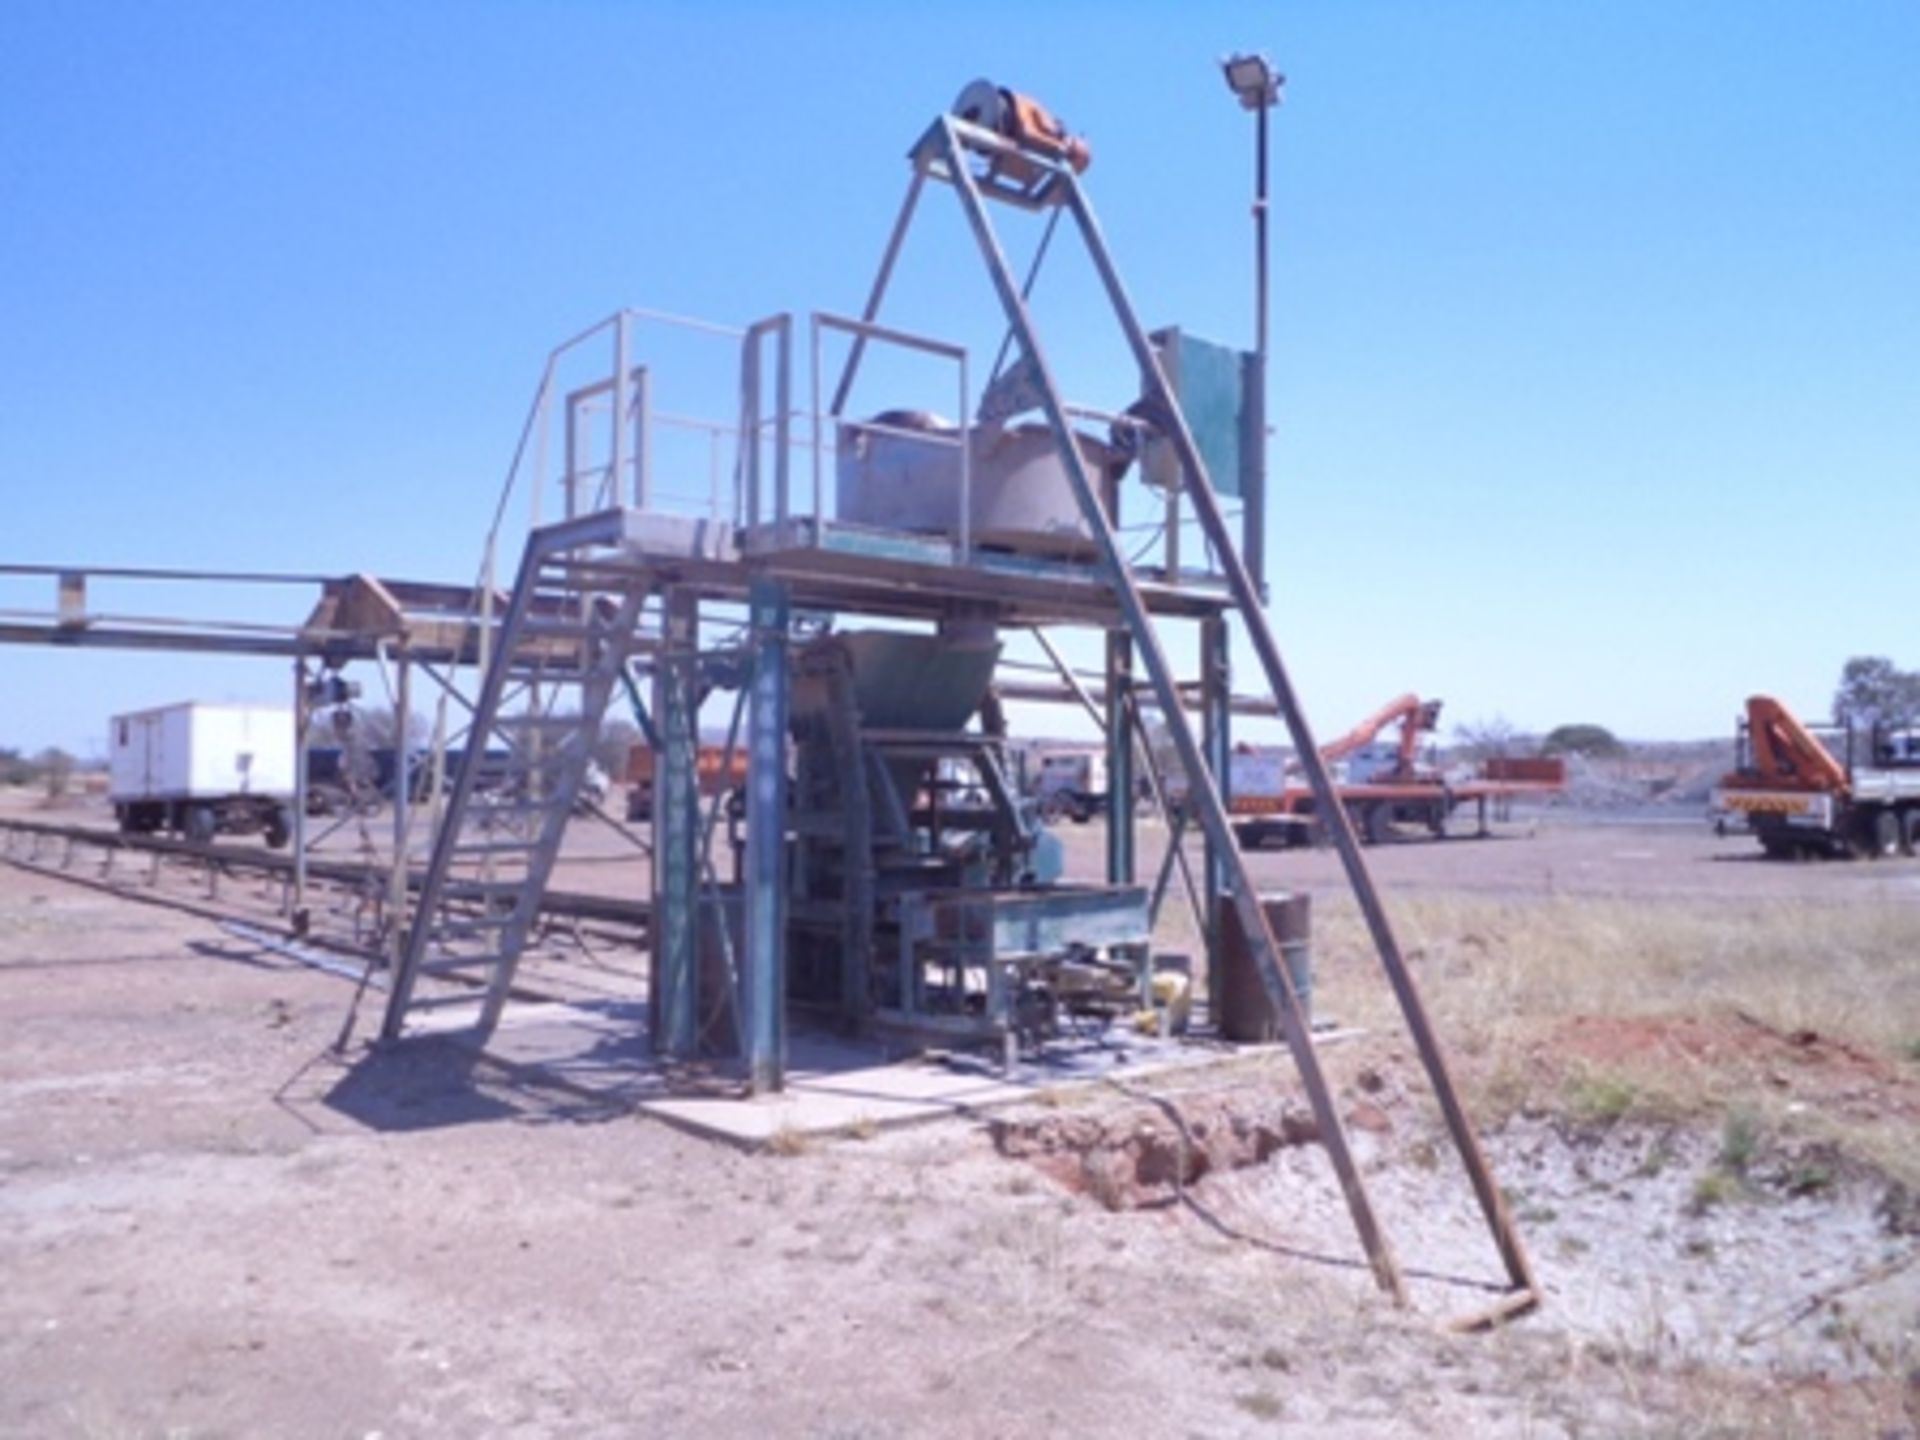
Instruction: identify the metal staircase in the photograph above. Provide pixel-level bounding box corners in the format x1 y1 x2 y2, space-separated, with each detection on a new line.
379 517 651 1040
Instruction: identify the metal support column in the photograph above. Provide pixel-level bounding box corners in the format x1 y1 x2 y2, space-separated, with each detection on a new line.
389 654 411 969
744 576 790 1093
651 587 700 1057
1199 612 1231 1015
291 656 309 926
1105 628 1134 887
1104 462 1135 889
1248 88 1270 601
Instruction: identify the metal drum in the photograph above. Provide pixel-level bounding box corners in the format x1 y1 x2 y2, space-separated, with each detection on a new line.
835 411 1118 560
1217 892 1312 1042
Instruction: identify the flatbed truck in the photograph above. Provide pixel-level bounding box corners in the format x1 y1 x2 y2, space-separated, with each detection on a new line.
1712 694 1920 859
1226 752 1566 849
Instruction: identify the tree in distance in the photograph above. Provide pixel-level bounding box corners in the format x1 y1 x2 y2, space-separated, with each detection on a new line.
1833 656 1920 732
1540 723 1624 758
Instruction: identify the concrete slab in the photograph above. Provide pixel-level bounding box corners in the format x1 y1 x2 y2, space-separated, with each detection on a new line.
638 1030 1232 1146
451 994 1267 1147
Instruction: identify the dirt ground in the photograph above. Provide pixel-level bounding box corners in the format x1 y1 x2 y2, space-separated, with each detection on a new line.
3 813 1919 1436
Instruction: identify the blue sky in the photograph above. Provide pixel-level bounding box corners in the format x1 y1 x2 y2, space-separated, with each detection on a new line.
3 1 1916 756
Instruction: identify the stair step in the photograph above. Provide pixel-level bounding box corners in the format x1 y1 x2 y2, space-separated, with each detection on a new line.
492 714 586 731
441 878 528 897
408 994 490 1013
435 917 517 940
526 589 615 607
418 954 503 976
518 619 603 640
467 801 569 820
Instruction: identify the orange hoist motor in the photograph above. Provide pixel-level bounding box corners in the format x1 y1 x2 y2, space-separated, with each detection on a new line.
952 79 1092 177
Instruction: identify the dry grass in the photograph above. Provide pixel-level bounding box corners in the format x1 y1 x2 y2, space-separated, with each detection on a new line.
763 1124 812 1157
1310 893 1920 1176
1315 893 1918 1055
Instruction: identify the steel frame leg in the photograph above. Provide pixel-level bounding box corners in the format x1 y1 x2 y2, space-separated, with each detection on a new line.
932 115 1417 1301
932 123 1405 1299
1105 629 1134 887
1199 612 1232 1020
652 586 700 1058
744 576 790 1093
1038 132 1534 1309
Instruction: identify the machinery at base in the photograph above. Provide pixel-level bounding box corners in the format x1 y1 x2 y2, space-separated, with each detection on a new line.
1713 694 1920 858
780 627 1149 1066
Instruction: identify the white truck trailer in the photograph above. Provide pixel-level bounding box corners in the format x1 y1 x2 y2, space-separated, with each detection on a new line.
1033 750 1108 823
109 703 296 846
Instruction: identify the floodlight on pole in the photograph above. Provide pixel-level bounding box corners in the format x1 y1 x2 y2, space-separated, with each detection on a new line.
1222 52 1283 110
1220 53 1282 601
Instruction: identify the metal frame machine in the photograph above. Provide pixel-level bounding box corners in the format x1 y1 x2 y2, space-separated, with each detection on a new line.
374 83 1537 1321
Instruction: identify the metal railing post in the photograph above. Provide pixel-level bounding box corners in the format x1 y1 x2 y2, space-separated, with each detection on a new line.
611 312 631 512
742 327 762 527
956 349 971 558
808 314 822 532
634 364 652 509
291 657 308 923
774 316 792 529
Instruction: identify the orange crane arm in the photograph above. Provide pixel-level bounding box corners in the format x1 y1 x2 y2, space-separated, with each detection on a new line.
1320 693 1444 769
1742 694 1849 794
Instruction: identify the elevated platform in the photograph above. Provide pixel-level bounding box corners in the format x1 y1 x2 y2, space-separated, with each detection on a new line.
559 508 1237 627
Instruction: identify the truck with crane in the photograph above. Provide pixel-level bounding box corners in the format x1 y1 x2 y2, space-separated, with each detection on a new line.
1712 694 1920 859
1223 694 1566 848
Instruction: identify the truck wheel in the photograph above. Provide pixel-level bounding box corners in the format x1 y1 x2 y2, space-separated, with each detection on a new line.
1038 793 1069 824
184 805 217 845
1863 810 1900 860
263 807 290 850
1903 810 1920 857
1365 802 1396 846
1234 822 1265 851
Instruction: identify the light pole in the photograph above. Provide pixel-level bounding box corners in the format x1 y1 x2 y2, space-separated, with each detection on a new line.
1221 52 1283 602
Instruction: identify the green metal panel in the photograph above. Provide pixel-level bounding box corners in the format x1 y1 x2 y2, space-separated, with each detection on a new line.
1150 328 1252 500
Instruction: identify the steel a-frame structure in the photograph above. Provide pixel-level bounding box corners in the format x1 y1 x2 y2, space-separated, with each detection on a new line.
835 107 1537 1319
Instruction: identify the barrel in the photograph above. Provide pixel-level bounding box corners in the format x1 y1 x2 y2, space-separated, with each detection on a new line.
1216 892 1312 1042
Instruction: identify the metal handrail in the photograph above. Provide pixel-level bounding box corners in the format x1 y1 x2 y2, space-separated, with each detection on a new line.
810 310 971 557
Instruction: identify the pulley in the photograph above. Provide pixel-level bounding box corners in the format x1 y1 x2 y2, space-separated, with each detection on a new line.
951 79 1091 174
